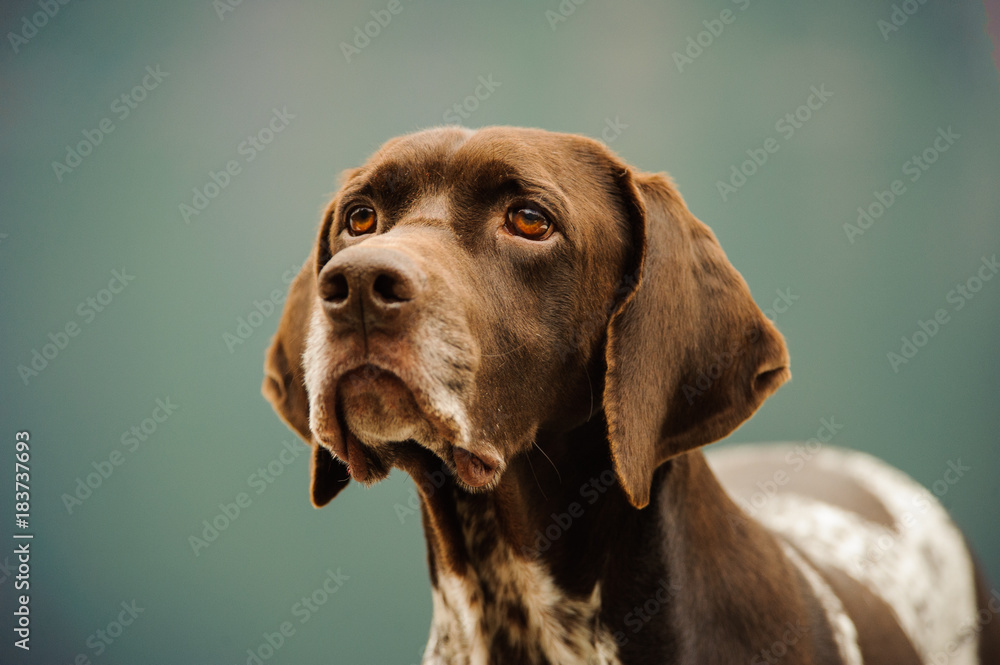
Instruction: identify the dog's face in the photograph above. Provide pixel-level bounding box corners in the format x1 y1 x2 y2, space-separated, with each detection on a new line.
264 126 790 509
304 127 632 491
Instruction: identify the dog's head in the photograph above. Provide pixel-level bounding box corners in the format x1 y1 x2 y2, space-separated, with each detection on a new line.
263 126 789 509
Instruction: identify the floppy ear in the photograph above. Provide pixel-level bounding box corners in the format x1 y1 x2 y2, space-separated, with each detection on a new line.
604 170 790 509
263 251 351 507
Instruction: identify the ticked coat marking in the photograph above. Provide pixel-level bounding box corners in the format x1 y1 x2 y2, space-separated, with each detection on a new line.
422 446 983 665
710 445 980 665
262 126 997 664
424 491 621 665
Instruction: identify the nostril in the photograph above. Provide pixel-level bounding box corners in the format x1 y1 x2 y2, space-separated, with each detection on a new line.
372 272 412 304
323 273 349 304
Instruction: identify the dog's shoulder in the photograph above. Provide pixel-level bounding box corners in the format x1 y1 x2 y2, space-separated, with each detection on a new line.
708 443 981 665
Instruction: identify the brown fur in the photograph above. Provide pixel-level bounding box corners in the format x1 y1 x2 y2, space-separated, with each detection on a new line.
261 126 996 664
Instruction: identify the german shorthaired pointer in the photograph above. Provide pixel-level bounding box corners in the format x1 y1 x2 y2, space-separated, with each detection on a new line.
263 126 999 664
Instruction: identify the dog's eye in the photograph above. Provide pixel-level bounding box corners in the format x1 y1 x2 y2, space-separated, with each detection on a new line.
347 206 377 235
506 207 552 240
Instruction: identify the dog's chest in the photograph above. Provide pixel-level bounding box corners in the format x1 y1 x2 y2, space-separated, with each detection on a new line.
422 499 621 665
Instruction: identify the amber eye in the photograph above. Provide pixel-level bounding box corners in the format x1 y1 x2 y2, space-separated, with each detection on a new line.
346 206 376 235
506 207 552 240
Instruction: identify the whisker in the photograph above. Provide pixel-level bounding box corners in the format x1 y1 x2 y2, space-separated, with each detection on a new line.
481 340 529 359
533 440 562 484
525 452 548 501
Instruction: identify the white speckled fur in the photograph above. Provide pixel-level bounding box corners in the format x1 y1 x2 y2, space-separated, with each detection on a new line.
712 445 979 665
780 542 863 665
422 500 621 665
304 306 474 454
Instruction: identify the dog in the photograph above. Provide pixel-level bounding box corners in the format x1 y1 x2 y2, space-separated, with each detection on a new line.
262 126 999 664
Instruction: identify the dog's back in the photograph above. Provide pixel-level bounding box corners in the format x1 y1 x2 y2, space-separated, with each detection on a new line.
709 444 1000 664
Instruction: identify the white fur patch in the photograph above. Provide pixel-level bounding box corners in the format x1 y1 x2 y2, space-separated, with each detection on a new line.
303 306 337 428
425 573 490 665
712 445 979 665
425 571 620 665
422 499 621 665
780 542 863 665
303 305 475 454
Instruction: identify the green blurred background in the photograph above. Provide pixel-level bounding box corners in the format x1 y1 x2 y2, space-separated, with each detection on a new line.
2 1 998 663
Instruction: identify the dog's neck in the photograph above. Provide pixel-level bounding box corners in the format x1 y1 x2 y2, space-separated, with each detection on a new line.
408 418 834 665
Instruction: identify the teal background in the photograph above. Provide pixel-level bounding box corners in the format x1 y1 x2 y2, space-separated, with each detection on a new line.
2 1 999 663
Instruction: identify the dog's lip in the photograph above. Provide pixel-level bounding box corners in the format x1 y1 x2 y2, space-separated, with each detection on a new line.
333 357 463 443
332 359 407 392
311 376 375 483
337 359 387 379
314 422 378 484
317 362 427 483
452 446 501 488
342 429 371 482
315 355 475 484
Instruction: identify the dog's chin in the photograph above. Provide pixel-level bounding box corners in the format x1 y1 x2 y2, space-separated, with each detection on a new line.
313 364 505 490
340 431 392 485
338 366 428 444
448 445 504 492
311 365 436 484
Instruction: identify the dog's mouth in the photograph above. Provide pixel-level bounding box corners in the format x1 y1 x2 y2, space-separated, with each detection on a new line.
318 364 416 484
338 365 426 443
451 445 501 488
313 363 501 488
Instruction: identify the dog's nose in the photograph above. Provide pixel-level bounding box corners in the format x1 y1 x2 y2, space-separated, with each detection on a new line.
318 247 424 332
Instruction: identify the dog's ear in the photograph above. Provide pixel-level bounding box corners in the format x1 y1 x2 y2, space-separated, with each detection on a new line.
263 251 351 507
604 170 790 509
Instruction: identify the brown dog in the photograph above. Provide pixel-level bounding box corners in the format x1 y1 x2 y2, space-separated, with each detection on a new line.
263 126 999 664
